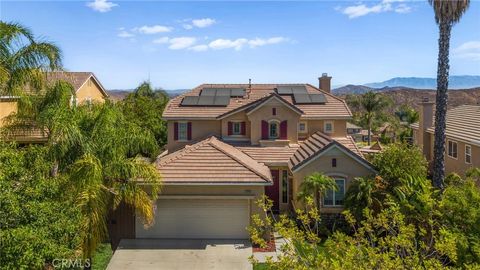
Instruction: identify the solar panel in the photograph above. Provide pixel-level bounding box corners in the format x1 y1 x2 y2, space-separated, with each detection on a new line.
197 96 215 105
201 89 217 96
276 85 307 95
230 88 246 97
214 96 230 106
181 96 199 106
309 94 326 103
215 89 232 96
293 94 311 104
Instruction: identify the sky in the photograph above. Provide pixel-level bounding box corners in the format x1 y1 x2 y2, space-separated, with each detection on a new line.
1 0 479 90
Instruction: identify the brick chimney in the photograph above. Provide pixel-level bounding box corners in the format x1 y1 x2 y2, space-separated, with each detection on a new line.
418 97 434 161
319 73 332 93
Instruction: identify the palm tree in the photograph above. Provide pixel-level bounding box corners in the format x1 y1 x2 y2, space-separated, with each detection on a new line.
429 0 470 189
297 172 337 210
348 91 391 145
345 177 384 219
7 82 162 262
0 22 62 95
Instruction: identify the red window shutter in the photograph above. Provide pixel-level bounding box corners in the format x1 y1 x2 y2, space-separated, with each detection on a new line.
228 122 233 135
241 122 246 135
187 122 192 140
280 120 287 139
174 122 179 141
272 108 276 115
261 120 268 139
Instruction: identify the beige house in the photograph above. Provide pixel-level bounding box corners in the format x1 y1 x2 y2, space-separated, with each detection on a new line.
412 101 480 178
111 74 376 242
0 72 108 142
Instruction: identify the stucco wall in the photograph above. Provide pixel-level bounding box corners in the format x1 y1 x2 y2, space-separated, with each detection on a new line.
76 78 106 104
0 101 17 127
247 98 301 145
292 146 374 213
221 111 251 142
166 120 221 152
306 119 348 138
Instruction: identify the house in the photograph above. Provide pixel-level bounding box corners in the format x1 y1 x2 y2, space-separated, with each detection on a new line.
411 99 480 178
109 74 376 243
0 72 108 142
346 122 363 142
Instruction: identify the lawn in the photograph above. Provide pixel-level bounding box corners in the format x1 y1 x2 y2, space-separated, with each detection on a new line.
92 243 113 270
253 263 269 270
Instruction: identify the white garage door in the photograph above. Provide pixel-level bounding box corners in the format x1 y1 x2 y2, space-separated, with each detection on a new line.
136 199 250 239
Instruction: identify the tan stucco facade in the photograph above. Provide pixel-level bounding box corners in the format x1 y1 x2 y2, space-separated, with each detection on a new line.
247 98 301 145
166 120 221 152
75 77 106 105
291 146 375 213
0 100 17 127
305 119 348 138
221 111 251 141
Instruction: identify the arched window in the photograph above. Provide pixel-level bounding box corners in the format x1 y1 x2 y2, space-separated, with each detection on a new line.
323 177 345 206
269 120 279 139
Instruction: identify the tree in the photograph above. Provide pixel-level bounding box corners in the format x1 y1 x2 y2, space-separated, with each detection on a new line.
3 82 162 263
0 21 62 95
347 91 392 145
345 176 385 220
429 0 470 189
120 81 169 148
297 172 337 210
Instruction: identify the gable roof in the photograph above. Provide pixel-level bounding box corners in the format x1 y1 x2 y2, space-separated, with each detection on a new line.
236 144 300 166
412 105 480 146
245 92 304 116
289 131 373 172
163 84 351 120
45 72 109 98
155 136 272 184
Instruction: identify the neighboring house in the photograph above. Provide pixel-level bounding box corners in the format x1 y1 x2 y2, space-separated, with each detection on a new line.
110 74 376 244
411 100 480 177
0 72 108 143
346 122 362 142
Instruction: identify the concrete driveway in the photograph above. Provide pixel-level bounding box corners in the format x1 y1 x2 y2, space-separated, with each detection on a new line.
106 239 252 270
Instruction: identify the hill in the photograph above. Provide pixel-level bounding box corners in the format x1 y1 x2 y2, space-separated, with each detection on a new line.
364 75 480 89
106 89 188 101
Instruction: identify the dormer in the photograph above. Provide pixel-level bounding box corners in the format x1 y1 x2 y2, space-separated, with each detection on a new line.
246 93 303 146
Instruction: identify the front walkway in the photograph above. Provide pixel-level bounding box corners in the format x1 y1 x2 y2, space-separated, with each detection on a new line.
252 233 286 263
107 239 252 270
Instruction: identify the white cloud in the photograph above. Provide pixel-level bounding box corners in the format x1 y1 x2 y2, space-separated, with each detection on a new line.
168 37 197 50
183 24 193 30
453 41 480 61
192 18 216 28
209 38 248 51
86 0 117 13
135 25 172 34
153 37 170 44
189 45 209 52
248 37 288 48
341 0 411 19
117 30 134 38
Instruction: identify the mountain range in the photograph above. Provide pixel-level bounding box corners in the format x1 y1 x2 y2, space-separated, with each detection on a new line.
363 75 480 89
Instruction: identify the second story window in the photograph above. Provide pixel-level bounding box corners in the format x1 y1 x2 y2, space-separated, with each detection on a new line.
269 121 279 139
233 122 241 135
465 145 472 164
447 140 458 159
178 122 188 141
298 122 307 133
332 158 337 167
324 121 334 134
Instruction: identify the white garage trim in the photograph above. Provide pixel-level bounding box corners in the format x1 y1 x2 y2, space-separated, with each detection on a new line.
136 199 251 239
157 195 255 199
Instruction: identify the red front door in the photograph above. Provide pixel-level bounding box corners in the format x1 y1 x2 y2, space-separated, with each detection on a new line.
265 169 280 212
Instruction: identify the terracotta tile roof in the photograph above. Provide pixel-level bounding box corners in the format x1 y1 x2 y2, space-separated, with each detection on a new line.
45 72 108 97
155 136 272 184
163 84 351 120
412 105 480 146
289 131 366 171
236 145 300 166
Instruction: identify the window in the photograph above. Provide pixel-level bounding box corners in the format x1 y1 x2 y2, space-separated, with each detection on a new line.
232 122 241 135
298 122 307 133
282 170 288 203
269 121 279 139
465 145 472 164
272 108 276 115
178 122 188 141
332 158 337 168
324 121 333 133
447 140 458 159
323 178 345 206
